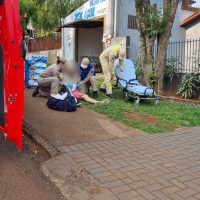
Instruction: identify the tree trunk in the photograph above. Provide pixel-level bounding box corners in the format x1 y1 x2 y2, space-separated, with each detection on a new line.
155 0 179 94
135 0 179 92
156 39 168 94
135 0 154 85
144 38 154 83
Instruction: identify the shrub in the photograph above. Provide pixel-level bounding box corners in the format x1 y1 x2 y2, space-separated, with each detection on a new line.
177 73 200 99
165 57 182 83
147 70 158 88
135 58 144 78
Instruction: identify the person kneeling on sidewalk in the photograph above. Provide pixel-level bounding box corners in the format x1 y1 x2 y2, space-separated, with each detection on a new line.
79 57 98 98
32 56 67 100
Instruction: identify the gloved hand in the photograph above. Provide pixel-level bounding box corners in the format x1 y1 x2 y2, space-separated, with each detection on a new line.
65 83 73 90
76 82 81 89
113 76 117 81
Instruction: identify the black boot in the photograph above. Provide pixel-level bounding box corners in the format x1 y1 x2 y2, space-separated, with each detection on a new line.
93 91 98 98
107 94 117 99
32 86 40 97
100 88 106 93
76 100 82 107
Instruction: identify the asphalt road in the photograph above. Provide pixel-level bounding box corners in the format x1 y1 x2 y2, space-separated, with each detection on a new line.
0 133 65 200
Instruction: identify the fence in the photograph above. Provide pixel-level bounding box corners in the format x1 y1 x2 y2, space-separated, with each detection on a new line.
166 39 200 73
28 34 61 52
132 39 200 74
153 38 200 73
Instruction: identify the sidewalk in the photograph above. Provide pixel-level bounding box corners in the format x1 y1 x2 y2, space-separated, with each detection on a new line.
24 90 200 200
25 90 142 147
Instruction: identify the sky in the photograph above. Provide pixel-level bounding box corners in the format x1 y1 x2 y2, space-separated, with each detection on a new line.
193 0 200 7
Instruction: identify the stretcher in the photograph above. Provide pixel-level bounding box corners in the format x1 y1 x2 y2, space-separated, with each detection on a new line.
115 59 159 105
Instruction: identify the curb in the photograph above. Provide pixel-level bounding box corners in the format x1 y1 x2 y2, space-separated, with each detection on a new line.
160 95 200 105
23 120 59 157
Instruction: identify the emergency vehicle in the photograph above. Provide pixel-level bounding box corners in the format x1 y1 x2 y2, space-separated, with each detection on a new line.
0 0 25 151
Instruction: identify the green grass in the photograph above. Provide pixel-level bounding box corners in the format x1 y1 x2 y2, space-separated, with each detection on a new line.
83 77 200 133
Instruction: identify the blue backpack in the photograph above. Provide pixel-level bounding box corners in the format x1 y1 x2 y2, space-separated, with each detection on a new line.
47 86 77 112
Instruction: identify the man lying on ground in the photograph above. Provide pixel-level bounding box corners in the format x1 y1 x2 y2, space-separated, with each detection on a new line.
63 61 109 106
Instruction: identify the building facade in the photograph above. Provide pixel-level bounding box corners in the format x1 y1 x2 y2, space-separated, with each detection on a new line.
62 0 196 64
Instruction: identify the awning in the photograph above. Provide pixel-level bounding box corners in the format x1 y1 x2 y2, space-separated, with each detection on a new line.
60 19 103 29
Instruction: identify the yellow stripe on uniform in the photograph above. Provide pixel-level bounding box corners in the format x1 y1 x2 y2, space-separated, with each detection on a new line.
111 45 121 54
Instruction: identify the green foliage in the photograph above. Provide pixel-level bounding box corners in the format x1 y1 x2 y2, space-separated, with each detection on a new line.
177 73 200 99
136 66 143 78
144 6 170 39
135 59 144 78
147 70 158 87
84 77 200 133
20 0 38 32
165 57 182 84
20 0 82 36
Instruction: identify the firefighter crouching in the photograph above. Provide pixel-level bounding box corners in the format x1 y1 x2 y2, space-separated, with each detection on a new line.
99 45 126 99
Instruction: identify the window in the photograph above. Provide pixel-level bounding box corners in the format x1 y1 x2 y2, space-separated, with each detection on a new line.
127 15 138 30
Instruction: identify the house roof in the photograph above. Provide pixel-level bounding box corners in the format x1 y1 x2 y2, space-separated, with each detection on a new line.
182 0 199 12
181 9 200 27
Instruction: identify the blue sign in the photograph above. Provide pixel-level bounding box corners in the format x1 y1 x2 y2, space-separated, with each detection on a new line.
75 7 95 21
74 0 107 21
90 0 106 7
25 55 47 88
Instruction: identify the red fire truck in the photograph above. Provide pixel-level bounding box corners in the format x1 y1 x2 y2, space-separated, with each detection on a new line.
0 0 24 151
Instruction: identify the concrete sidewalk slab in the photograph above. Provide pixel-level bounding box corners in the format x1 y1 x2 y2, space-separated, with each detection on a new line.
25 90 142 147
42 154 118 200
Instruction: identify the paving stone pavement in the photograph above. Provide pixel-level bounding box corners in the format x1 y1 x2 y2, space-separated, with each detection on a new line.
59 127 200 200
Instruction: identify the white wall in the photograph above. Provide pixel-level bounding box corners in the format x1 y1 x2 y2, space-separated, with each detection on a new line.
62 0 196 63
105 0 114 37
62 27 76 61
186 19 200 39
62 0 111 61
119 0 195 62
119 0 163 61
78 27 103 62
119 0 139 61
170 3 194 42
184 20 200 72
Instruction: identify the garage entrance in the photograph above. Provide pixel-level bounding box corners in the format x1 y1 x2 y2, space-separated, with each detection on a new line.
61 19 104 72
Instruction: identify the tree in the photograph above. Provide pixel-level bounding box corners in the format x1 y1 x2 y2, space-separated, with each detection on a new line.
20 0 38 32
20 0 82 36
135 0 179 94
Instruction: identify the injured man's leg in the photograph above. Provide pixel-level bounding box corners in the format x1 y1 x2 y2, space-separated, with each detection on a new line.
82 94 109 106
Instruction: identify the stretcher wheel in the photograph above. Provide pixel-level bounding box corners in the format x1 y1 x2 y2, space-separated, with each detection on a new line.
153 97 159 105
125 93 129 101
134 96 140 106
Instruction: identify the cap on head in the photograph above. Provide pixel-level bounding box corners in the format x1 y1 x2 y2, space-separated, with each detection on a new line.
57 56 66 64
118 48 126 61
81 57 90 69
